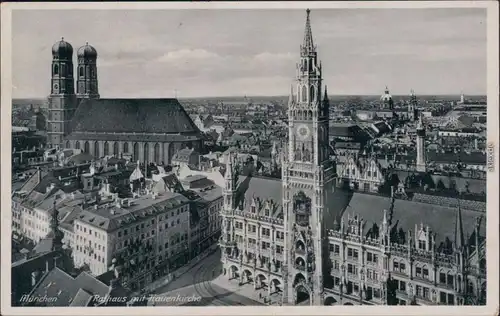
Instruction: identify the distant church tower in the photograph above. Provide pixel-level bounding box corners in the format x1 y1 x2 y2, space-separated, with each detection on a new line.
48 38 77 149
76 43 99 99
380 86 394 110
282 9 337 306
416 114 427 172
408 89 417 122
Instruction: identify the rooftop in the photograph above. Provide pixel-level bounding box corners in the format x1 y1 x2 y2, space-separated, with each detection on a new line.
340 192 485 245
75 192 188 232
28 268 109 306
69 98 201 137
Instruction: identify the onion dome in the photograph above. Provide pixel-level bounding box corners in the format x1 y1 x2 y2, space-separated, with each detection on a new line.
52 37 73 59
380 86 392 101
77 42 98 59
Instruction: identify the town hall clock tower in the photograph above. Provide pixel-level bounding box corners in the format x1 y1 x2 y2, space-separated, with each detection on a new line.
281 9 337 305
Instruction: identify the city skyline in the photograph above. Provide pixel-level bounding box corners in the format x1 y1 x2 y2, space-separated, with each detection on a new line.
13 9 486 98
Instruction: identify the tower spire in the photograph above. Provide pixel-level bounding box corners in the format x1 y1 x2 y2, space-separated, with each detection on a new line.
288 84 294 106
302 9 315 54
455 198 465 249
49 199 64 251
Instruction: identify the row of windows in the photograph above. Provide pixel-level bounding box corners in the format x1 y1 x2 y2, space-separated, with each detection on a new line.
53 64 96 78
234 222 284 239
115 211 186 238
75 245 106 263
393 260 456 286
75 224 105 240
73 140 181 164
329 244 378 264
75 236 105 253
344 168 378 178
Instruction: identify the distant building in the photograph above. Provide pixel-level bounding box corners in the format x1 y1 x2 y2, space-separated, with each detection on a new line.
172 148 201 170
380 86 394 110
191 114 214 132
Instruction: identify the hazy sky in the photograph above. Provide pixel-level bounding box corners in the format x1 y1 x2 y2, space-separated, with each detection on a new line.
12 8 486 98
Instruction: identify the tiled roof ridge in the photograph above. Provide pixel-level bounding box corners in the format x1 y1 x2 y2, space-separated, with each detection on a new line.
26 266 68 298
77 270 110 288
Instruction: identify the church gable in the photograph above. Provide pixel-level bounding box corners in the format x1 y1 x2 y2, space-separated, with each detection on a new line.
361 158 383 181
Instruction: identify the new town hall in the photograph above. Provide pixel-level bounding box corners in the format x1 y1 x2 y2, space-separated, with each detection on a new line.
219 10 486 306
47 38 202 163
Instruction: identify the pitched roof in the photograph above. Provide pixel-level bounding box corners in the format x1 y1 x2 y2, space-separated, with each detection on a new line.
235 175 282 208
28 268 109 306
75 192 189 232
69 98 201 135
69 288 93 306
427 150 486 165
233 176 352 230
340 192 485 244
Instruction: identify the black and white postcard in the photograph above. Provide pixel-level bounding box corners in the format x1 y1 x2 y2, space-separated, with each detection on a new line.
1 2 498 316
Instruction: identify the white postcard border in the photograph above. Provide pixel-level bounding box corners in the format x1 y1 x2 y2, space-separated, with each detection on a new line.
1 1 498 316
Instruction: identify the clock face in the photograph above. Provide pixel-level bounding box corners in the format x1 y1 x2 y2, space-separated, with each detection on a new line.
296 124 310 140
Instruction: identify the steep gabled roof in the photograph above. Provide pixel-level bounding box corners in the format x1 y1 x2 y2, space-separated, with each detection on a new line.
69 98 200 135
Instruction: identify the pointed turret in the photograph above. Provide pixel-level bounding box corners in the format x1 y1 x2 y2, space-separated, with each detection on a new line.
224 153 234 181
454 200 465 250
288 84 294 107
416 113 427 172
302 9 315 54
48 199 64 251
408 89 417 121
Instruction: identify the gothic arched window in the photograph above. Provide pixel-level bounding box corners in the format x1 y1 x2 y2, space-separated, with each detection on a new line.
301 85 307 102
123 142 129 153
84 141 90 154
79 66 84 77
54 64 59 75
168 144 174 164
113 142 118 156
103 142 109 156
154 143 160 163
75 141 81 150
144 143 149 163
94 141 100 158
133 143 139 161
65 141 71 149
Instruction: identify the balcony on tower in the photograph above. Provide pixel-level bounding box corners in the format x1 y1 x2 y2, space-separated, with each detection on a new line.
293 191 311 227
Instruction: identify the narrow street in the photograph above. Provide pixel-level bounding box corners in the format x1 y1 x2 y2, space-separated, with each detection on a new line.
149 248 263 306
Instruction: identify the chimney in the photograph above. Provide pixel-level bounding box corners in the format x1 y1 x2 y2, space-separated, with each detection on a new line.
53 255 62 269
